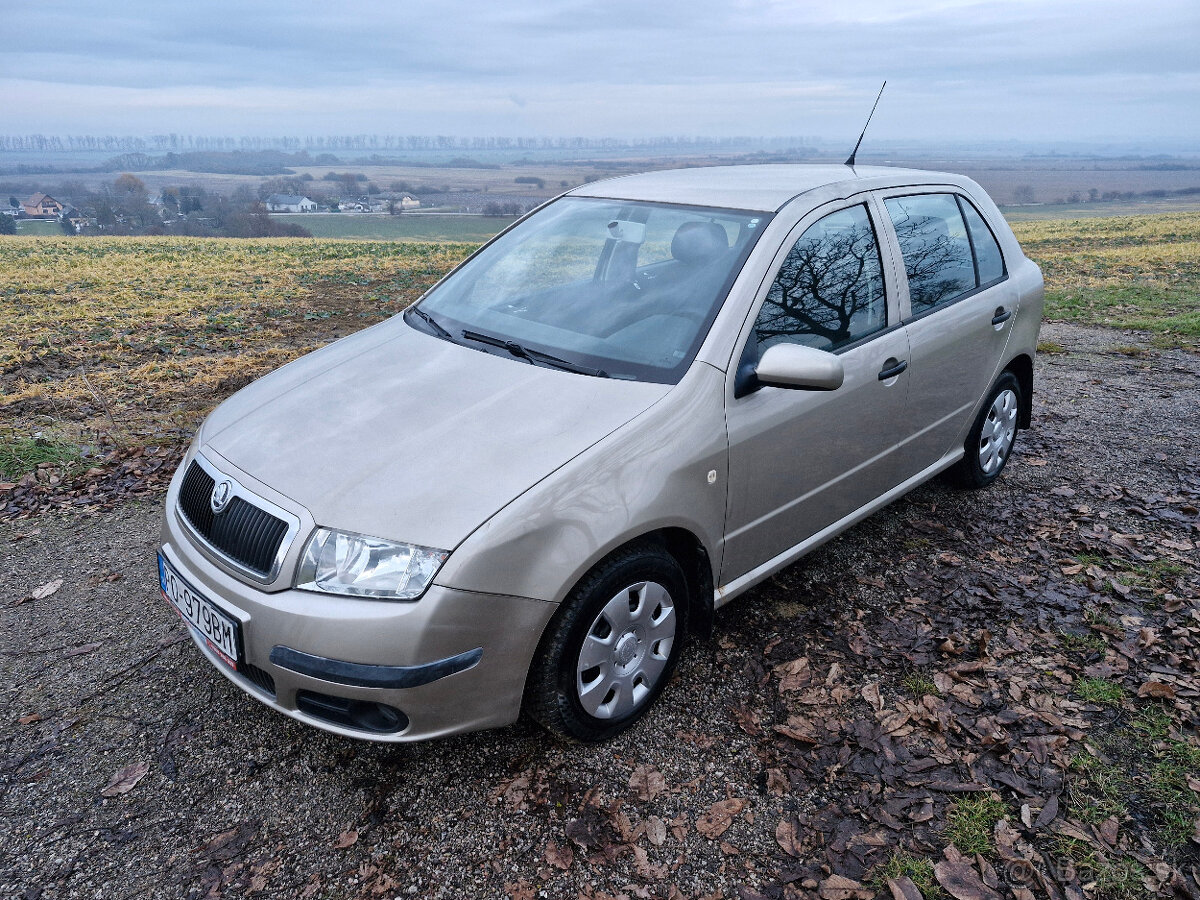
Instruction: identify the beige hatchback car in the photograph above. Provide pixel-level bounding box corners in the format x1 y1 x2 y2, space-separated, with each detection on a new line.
159 164 1042 742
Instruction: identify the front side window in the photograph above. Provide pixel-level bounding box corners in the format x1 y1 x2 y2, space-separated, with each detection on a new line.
752 204 887 353
409 197 767 383
885 192 1008 315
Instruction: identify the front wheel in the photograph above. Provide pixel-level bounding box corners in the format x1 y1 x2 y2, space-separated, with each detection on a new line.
951 371 1022 489
525 542 688 742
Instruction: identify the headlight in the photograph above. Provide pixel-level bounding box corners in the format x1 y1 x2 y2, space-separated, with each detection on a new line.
295 528 448 600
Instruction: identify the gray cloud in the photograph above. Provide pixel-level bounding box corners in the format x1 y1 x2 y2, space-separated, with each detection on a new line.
2 0 1197 143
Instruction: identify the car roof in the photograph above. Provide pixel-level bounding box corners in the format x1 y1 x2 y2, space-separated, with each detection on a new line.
567 163 964 213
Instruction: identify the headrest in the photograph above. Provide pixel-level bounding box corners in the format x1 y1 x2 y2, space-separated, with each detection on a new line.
671 221 729 265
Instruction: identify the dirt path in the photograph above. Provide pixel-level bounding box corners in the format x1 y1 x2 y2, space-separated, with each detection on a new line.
2 323 1197 900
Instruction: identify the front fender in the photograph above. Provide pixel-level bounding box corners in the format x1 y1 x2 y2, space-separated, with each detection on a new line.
434 363 728 605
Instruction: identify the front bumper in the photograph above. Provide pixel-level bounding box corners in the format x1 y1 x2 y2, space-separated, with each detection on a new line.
159 487 556 742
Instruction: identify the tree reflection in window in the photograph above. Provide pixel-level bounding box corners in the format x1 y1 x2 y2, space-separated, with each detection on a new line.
755 204 886 352
884 194 976 314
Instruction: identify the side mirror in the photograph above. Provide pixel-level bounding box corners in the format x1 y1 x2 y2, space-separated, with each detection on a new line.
754 343 844 391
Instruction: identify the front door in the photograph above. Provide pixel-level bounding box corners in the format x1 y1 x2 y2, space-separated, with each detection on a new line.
722 200 910 585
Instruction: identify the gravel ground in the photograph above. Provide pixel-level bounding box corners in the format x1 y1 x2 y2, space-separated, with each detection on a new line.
1 322 1197 900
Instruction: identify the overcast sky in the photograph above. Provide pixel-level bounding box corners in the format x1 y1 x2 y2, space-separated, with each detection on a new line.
3 0 1198 147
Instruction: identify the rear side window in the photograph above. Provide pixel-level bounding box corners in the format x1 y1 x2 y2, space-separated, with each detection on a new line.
959 198 1005 286
884 194 976 314
753 204 887 353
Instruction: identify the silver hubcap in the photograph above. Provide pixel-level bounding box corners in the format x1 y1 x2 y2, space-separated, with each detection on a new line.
576 581 676 720
979 388 1018 475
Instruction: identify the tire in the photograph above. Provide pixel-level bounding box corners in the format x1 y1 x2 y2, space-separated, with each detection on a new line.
525 541 689 742
951 371 1022 489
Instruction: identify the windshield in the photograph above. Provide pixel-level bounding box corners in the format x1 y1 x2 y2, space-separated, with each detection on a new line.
408 197 768 382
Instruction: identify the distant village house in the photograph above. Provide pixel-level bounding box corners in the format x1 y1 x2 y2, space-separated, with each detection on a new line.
62 208 96 232
22 192 64 217
265 194 317 213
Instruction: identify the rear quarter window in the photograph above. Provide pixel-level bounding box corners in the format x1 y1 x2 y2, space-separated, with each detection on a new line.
958 197 1006 286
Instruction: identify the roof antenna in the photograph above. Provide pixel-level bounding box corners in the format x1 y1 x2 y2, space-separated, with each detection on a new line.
845 80 886 167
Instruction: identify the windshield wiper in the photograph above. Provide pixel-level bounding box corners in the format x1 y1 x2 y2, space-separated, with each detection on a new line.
407 305 454 341
461 329 608 377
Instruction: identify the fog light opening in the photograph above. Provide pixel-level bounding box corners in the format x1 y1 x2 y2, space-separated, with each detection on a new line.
295 690 409 734
348 700 405 733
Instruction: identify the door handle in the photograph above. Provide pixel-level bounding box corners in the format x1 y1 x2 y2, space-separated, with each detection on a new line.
991 307 1012 326
878 358 908 380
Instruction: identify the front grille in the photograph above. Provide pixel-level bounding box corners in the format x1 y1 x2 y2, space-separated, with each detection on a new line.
241 662 277 697
177 460 289 578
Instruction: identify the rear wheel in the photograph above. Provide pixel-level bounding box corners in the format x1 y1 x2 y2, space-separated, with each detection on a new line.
525 542 688 742
951 371 1021 489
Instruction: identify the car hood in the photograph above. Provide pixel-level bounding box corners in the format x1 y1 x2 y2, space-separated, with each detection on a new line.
200 319 671 552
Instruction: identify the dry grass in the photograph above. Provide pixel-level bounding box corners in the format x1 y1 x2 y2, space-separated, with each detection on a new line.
0 236 473 444
1012 212 1200 347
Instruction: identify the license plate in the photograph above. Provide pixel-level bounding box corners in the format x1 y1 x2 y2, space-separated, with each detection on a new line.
159 553 241 670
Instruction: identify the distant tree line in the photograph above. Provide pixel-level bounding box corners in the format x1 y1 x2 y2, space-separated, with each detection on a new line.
0 134 820 154
30 174 312 238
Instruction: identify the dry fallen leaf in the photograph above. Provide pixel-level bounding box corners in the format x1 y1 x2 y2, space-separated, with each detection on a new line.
1034 794 1059 828
1099 817 1119 846
505 880 536 900
774 719 820 744
818 874 871 900
861 681 884 711
632 845 667 880
1137 681 1176 700
628 764 666 801
334 829 359 849
101 760 150 797
645 816 667 847
934 860 1002 900
544 840 573 870
696 799 745 839
30 578 64 601
776 656 812 692
766 768 789 796
775 818 804 857
887 876 924 900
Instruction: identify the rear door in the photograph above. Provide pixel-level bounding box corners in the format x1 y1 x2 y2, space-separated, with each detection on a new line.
877 190 1019 473
721 199 910 584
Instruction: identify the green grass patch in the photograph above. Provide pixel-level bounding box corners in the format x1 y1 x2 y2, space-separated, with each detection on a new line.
1083 607 1118 629
1057 629 1107 654
1070 711 1200 849
1067 752 1130 824
1128 705 1174 744
13 219 63 236
1110 344 1149 357
902 671 938 697
1051 837 1147 900
1037 340 1066 354
0 435 82 480
1074 677 1125 706
943 795 1008 856
871 850 943 898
